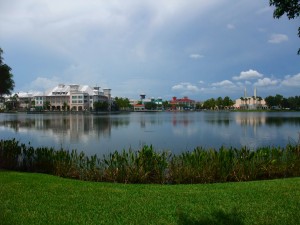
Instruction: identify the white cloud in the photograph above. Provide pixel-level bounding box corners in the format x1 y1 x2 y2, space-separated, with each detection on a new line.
189 54 204 59
281 73 300 87
268 34 288 44
232 69 263 80
254 78 279 87
211 80 235 87
172 82 200 92
28 76 62 91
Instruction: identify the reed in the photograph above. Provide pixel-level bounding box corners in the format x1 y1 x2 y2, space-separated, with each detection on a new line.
0 139 299 184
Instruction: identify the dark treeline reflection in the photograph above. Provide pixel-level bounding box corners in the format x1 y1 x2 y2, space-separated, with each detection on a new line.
266 116 300 126
203 112 231 126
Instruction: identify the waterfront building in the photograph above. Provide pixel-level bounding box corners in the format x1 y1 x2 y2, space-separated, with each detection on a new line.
234 87 267 110
41 84 110 111
169 96 196 110
132 94 164 111
3 84 111 111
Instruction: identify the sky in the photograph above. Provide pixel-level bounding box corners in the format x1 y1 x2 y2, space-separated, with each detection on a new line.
0 0 299 101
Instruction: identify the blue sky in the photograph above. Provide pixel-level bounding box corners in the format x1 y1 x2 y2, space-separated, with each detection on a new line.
0 0 299 101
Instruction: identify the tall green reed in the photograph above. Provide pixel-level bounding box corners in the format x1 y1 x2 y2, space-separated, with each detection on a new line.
0 139 299 184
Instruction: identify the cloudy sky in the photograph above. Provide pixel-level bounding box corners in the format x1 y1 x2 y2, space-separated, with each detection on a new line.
0 0 299 100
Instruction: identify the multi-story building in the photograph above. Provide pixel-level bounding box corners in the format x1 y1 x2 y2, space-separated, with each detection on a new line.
233 87 267 110
169 96 196 110
35 84 111 111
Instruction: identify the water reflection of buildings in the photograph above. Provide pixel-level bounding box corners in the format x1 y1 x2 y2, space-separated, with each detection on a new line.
235 115 266 126
1 114 116 142
172 113 192 127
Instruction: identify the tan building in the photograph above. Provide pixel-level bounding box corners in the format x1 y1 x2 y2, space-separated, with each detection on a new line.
234 87 267 110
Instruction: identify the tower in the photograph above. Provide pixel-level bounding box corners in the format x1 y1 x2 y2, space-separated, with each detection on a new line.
140 93 146 101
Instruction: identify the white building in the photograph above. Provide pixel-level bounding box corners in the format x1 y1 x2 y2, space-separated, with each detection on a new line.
0 84 111 111
35 84 111 111
234 87 267 110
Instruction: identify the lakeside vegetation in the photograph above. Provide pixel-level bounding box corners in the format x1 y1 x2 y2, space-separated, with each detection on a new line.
0 171 299 225
1 139 299 184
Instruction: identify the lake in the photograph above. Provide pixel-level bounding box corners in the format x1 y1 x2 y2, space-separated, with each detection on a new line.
0 111 300 155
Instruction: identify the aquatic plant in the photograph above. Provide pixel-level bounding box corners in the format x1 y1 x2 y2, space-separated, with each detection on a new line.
0 139 299 184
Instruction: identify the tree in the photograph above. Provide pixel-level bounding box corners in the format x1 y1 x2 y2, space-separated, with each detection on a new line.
0 48 15 97
162 100 170 110
5 93 19 110
94 101 109 111
145 102 157 110
223 96 234 108
216 97 223 109
265 94 283 108
203 98 216 110
44 101 51 110
114 97 131 111
269 0 300 54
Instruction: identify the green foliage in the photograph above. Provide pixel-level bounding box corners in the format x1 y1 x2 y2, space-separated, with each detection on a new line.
162 100 171 109
202 96 234 110
265 94 300 109
113 97 131 111
269 0 300 54
1 139 299 184
93 101 109 111
144 101 157 110
0 48 15 97
43 101 51 110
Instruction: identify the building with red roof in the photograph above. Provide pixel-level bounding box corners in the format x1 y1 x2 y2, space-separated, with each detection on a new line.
169 96 196 110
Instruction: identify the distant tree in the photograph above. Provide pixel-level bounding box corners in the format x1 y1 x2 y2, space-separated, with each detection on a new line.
62 102 68 111
203 98 216 109
257 96 263 106
114 97 131 111
162 101 171 110
223 96 234 108
281 97 289 109
5 93 18 110
274 94 283 107
44 101 51 110
0 48 15 97
145 102 157 110
265 94 283 108
94 101 109 111
269 0 300 54
195 102 202 110
216 97 223 109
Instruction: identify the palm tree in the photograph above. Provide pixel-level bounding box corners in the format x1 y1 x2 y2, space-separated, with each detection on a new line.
240 97 245 109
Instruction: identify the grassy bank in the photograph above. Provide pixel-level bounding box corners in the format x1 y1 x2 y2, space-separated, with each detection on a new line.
0 171 299 225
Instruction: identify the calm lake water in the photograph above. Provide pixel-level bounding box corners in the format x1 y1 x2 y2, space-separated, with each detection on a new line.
1 111 300 155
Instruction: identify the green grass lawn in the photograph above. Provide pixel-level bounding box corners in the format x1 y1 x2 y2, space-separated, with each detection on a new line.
0 171 299 225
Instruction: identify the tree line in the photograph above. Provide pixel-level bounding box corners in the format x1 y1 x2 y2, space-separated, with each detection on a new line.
199 96 235 110
265 94 300 110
